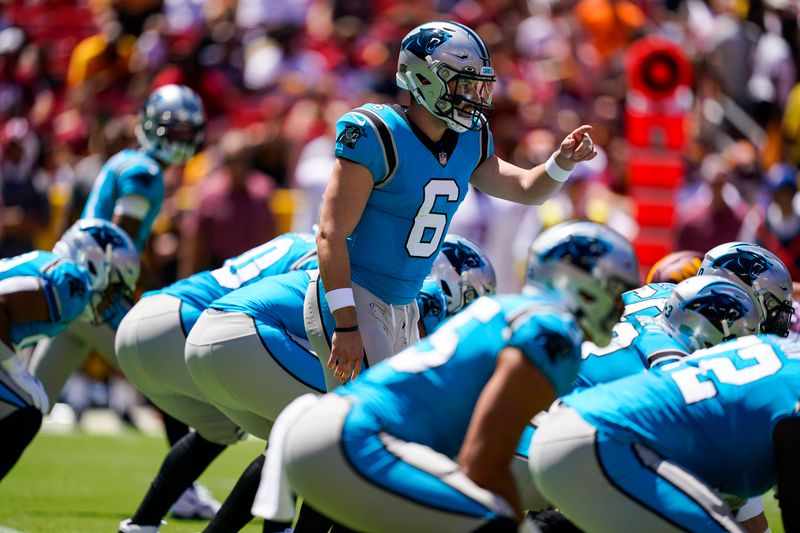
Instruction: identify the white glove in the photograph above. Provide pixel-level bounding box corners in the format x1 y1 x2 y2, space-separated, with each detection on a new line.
1 356 49 414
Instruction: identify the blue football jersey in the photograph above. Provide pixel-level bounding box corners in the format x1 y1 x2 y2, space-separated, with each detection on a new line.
564 335 800 497
0 251 91 350
620 282 675 322
574 321 687 390
335 103 493 304
149 233 317 332
81 149 164 251
416 278 447 335
335 294 583 458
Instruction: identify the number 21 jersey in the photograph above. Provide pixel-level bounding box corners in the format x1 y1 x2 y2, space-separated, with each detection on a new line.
335 103 493 305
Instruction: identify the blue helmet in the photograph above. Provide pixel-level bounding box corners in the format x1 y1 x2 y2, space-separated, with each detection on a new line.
658 275 760 351
416 278 448 336
697 242 793 336
526 221 640 346
429 235 496 315
136 84 206 165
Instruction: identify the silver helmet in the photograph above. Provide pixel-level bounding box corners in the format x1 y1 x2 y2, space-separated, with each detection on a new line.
658 276 760 352
430 235 496 315
697 242 793 336
396 21 495 133
53 219 140 324
136 84 206 165
526 221 640 346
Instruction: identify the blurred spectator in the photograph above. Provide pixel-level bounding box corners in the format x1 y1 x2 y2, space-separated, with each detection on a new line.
0 117 50 256
178 130 277 277
65 9 135 111
676 153 746 252
740 162 800 280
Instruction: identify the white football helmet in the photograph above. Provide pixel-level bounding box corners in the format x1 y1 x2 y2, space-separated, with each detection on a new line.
429 235 496 315
658 276 761 352
697 242 793 336
53 219 140 324
526 221 640 346
397 21 494 132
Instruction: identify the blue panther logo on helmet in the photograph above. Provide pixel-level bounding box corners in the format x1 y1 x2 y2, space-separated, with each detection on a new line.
684 288 746 333
84 225 127 250
540 235 611 274
709 248 771 287
441 241 485 275
402 27 453 59
419 290 445 320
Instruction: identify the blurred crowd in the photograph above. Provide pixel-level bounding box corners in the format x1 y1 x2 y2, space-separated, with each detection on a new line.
4 0 800 417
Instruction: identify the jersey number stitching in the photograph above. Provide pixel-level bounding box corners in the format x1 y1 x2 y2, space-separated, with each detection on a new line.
405 179 459 258
670 340 783 404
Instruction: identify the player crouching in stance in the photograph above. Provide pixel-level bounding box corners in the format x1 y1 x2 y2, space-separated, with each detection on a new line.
529 333 800 533
0 219 138 480
254 221 639 532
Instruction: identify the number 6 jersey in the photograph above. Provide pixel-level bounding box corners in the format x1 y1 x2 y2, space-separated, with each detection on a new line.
334 103 493 305
563 334 800 497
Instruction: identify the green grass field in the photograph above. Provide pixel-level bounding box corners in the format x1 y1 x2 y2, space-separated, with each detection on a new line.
0 431 786 532
0 432 265 533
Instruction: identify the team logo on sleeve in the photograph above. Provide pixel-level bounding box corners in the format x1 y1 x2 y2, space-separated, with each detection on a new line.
67 274 87 298
710 249 770 287
337 124 363 149
535 329 574 363
684 289 746 333
541 236 610 273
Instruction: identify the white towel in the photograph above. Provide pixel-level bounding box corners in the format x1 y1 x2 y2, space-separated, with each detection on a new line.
252 393 319 521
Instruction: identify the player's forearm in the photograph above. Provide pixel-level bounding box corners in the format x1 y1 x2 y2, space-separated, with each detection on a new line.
316 231 357 327
462 463 523 521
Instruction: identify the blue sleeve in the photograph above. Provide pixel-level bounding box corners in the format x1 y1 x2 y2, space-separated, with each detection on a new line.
637 324 688 368
117 163 161 203
475 125 494 170
334 111 388 183
508 313 583 396
43 261 91 324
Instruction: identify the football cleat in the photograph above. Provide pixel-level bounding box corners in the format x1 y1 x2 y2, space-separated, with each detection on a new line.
169 483 221 520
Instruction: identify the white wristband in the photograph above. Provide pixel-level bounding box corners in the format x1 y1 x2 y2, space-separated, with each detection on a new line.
544 154 572 183
326 288 355 312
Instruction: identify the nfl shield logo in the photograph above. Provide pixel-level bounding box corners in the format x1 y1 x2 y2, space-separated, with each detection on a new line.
438 151 448 166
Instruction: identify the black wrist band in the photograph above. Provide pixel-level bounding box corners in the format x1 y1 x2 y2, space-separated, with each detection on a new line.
335 325 359 333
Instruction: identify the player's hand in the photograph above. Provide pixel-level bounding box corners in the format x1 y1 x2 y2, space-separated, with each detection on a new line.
329 329 364 384
1 356 49 414
554 125 597 169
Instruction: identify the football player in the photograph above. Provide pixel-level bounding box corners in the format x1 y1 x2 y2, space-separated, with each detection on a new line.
116 233 316 533
29 84 211 518
118 241 462 532
0 219 138 480
254 221 638 532
312 20 598 387
528 334 800 532
306 234 496 391
513 276 762 520
184 274 451 532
